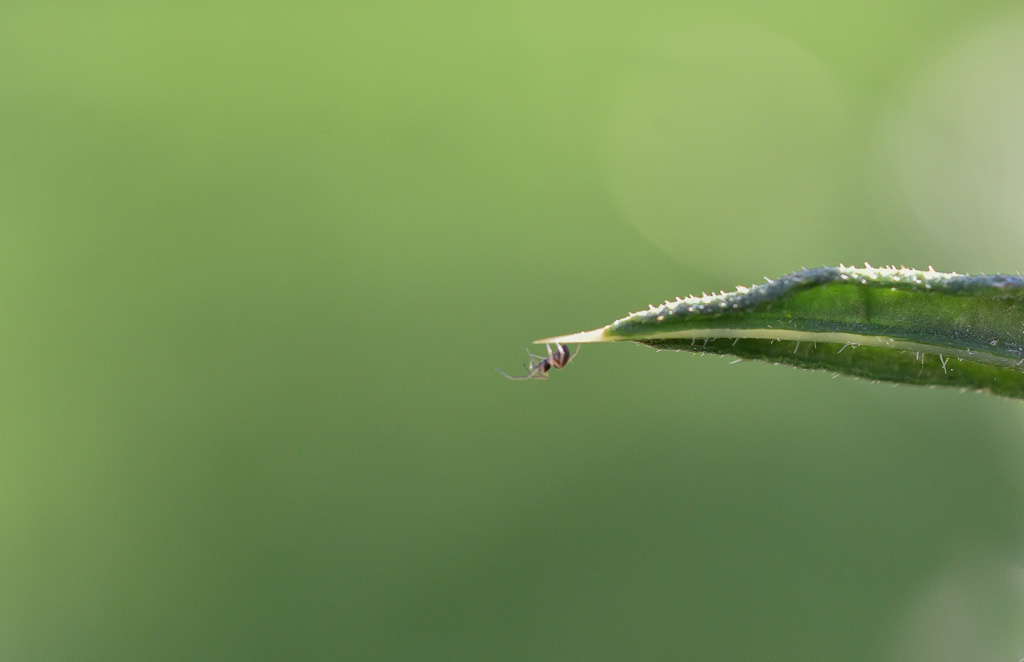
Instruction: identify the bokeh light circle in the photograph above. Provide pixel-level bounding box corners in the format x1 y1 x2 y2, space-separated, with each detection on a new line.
601 23 851 279
881 10 1024 272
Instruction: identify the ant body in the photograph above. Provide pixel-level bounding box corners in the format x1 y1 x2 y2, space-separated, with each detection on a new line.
497 343 576 380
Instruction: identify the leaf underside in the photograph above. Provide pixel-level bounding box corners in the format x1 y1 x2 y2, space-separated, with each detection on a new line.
538 266 1024 399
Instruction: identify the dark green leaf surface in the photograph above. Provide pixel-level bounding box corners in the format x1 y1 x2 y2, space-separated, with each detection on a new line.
539 266 1024 398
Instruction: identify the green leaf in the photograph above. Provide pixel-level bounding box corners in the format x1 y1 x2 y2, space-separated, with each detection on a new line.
538 265 1024 398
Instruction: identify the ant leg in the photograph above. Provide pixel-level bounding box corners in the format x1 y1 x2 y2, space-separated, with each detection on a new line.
525 347 546 362
496 367 531 380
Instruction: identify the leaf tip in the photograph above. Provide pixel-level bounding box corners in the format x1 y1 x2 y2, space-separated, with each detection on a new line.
534 326 612 344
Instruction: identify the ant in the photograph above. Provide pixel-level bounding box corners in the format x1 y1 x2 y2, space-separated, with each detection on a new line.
497 343 577 380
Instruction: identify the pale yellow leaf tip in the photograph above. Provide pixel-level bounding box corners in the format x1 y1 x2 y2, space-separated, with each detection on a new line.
534 325 613 345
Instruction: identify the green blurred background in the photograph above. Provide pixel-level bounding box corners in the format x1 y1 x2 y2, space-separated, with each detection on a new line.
2 2 1024 660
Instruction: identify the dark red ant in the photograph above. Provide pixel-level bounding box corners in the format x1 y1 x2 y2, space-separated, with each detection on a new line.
497 343 576 380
